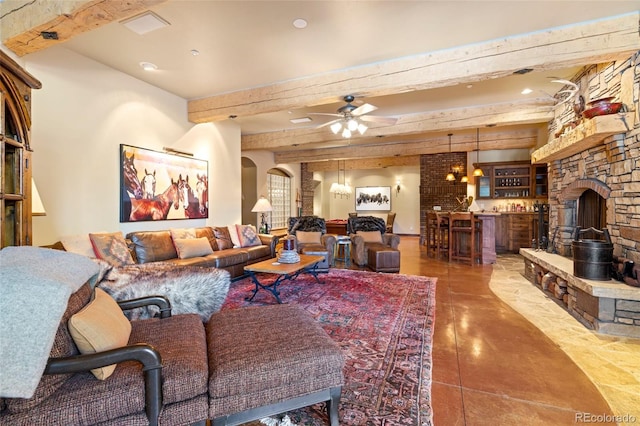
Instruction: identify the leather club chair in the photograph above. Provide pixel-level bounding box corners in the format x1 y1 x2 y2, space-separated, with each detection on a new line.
287 216 336 270
348 216 400 268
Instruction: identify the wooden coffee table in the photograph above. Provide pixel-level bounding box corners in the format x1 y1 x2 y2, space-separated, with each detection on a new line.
243 254 325 303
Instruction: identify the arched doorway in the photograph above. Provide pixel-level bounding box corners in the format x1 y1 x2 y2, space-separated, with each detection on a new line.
241 157 257 225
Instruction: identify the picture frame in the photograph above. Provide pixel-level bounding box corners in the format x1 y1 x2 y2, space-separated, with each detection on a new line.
120 144 208 222
355 186 391 212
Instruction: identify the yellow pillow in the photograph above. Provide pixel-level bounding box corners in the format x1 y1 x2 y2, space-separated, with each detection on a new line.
296 231 322 244
69 288 132 380
173 237 214 259
356 230 383 243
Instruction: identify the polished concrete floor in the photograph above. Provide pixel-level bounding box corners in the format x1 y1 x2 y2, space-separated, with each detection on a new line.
345 236 640 426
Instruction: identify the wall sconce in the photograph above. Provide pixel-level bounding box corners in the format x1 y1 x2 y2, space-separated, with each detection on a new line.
395 180 401 195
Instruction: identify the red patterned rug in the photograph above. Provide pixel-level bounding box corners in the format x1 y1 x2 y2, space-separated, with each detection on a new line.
222 269 436 425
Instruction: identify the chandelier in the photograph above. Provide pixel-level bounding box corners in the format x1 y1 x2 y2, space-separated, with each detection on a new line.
330 160 352 197
329 116 368 139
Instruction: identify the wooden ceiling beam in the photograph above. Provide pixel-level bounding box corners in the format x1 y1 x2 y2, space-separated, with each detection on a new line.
0 0 167 56
243 99 552 151
306 157 421 173
189 13 640 123
274 129 539 164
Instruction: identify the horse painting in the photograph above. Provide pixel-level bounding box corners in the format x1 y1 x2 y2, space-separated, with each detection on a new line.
121 151 144 222
141 169 156 199
129 179 180 221
177 174 208 219
195 173 208 216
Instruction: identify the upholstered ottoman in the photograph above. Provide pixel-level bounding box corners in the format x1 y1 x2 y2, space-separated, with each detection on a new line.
300 247 330 272
368 247 400 273
206 304 344 425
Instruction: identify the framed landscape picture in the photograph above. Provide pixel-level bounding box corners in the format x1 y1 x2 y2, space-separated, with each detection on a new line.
355 186 391 212
120 144 208 222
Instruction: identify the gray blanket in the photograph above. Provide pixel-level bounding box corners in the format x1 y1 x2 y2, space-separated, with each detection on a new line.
0 247 99 398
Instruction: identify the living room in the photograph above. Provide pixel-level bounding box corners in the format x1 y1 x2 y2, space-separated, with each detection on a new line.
2 2 640 425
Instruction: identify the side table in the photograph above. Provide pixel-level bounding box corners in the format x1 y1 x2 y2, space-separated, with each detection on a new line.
334 236 351 267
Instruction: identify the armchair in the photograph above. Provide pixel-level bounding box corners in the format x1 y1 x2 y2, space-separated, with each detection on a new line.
0 247 208 426
348 216 401 267
287 216 337 269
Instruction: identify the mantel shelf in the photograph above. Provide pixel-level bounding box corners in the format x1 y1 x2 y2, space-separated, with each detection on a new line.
531 113 634 164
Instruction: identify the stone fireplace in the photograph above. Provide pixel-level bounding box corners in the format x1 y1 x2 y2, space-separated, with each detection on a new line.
522 56 640 337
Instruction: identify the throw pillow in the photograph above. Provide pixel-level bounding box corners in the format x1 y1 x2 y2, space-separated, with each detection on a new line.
68 288 132 380
296 231 322 244
356 230 383 243
60 234 99 258
169 227 197 241
213 226 234 250
235 224 261 247
89 232 135 267
174 237 214 259
227 225 241 248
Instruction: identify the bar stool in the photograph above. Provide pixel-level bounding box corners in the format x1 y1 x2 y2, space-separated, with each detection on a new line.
449 212 480 265
427 211 449 260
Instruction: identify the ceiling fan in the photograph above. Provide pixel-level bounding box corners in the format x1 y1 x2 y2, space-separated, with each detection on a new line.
311 95 398 138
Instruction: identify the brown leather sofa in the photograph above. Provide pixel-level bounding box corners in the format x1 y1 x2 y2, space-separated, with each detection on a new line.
126 226 279 280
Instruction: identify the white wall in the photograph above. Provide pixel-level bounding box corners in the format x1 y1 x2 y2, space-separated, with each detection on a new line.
21 46 241 245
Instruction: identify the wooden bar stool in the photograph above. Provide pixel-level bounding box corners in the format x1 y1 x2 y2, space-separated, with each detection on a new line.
449 212 476 265
427 211 449 260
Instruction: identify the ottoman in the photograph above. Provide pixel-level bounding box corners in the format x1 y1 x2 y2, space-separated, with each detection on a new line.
207 304 344 425
300 247 330 272
368 247 400 273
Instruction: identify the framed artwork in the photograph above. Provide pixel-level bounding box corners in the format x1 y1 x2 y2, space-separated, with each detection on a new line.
355 186 391 212
120 144 208 222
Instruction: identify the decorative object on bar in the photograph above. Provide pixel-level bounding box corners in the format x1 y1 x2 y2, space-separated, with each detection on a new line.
251 195 272 234
472 128 484 177
329 160 352 198
582 97 624 119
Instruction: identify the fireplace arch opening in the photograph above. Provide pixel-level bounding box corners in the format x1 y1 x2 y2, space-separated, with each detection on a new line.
577 189 607 240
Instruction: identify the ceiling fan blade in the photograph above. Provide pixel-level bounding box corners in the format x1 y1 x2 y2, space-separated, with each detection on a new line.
352 103 378 116
308 112 342 117
316 118 341 129
359 115 398 125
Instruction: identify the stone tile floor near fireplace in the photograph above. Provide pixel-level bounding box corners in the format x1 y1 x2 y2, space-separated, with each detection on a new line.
344 236 640 425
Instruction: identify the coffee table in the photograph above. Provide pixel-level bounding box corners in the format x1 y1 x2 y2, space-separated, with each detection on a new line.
243 254 325 303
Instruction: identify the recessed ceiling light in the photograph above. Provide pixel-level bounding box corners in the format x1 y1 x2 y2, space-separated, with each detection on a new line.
466 84 473 89
140 62 158 71
190 49 200 56
293 18 308 29
290 117 312 124
121 11 170 35
521 88 533 95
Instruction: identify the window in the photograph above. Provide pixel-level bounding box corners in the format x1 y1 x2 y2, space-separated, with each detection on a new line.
267 169 291 230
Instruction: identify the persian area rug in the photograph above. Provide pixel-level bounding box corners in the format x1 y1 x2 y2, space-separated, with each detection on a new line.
221 269 437 426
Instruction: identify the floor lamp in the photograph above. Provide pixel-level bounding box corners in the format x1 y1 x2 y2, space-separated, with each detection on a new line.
251 196 272 234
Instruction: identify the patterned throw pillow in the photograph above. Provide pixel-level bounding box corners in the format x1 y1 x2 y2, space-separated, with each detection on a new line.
89 232 135 267
169 227 197 241
235 224 261 247
213 226 234 250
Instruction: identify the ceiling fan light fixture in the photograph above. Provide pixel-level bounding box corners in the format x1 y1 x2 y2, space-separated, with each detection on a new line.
342 128 352 138
347 118 359 131
357 123 368 135
330 122 342 134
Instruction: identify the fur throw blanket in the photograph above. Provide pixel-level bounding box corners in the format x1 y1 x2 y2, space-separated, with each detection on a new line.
95 260 230 321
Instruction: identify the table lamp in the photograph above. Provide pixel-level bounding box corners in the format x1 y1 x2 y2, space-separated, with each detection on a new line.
251 196 272 234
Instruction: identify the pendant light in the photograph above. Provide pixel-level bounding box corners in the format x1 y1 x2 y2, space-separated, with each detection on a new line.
472 128 484 177
445 133 456 182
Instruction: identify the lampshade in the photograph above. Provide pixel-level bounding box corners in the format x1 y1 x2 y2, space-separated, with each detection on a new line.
473 128 484 176
31 180 46 216
473 167 484 177
446 172 456 182
251 196 272 213
460 175 469 183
